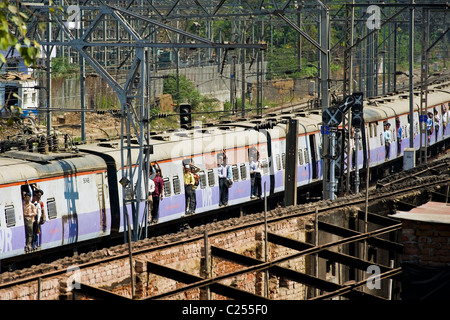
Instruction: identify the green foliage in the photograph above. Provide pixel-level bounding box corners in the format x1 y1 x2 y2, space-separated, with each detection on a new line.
0 1 40 66
163 74 202 108
266 45 318 80
51 57 79 78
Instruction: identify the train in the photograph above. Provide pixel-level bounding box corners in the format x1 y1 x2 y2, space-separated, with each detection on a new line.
1 79 450 270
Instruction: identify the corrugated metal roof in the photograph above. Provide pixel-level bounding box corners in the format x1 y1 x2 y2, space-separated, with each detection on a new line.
390 202 450 224
0 72 34 81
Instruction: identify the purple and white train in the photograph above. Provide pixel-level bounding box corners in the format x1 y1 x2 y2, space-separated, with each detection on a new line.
1 80 450 267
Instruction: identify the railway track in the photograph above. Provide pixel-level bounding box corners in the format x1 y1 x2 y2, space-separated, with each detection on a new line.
1 157 448 292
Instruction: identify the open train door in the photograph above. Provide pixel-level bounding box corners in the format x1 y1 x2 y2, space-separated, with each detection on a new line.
309 134 318 180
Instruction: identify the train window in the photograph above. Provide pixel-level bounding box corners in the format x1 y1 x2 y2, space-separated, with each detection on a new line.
172 176 181 195
392 129 396 142
281 153 286 169
304 149 309 164
4 205 16 227
240 164 247 180
47 198 57 220
231 165 239 181
207 169 215 187
276 154 281 171
380 133 384 146
261 159 269 175
374 124 378 137
199 171 207 189
163 177 171 197
298 149 304 165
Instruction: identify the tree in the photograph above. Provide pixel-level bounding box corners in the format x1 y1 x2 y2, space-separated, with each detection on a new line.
0 0 40 66
163 74 202 108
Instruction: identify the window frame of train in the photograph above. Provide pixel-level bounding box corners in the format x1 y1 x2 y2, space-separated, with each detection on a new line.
163 177 172 197
298 149 304 165
4 204 16 227
239 164 247 180
172 175 181 195
304 149 309 164
207 169 215 187
231 164 239 182
198 171 207 189
276 154 281 171
281 153 286 169
47 198 58 220
261 159 269 175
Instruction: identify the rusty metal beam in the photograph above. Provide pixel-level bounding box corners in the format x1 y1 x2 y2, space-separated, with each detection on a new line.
143 261 267 300
309 267 402 300
212 246 385 300
318 221 403 253
356 210 401 227
142 223 400 300
267 233 400 281
72 283 132 300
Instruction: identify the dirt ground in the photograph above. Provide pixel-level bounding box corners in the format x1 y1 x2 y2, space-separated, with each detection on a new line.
0 111 121 142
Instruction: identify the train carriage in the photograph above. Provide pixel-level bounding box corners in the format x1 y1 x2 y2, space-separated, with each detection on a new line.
0 151 110 260
0 79 449 268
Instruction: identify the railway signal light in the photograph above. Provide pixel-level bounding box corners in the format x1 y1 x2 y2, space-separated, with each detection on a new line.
351 92 364 128
179 103 192 129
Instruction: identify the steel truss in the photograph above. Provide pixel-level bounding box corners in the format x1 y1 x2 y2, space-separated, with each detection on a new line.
22 0 329 241
339 2 449 196
138 210 402 300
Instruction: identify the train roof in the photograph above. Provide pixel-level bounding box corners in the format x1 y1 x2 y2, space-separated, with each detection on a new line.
79 125 269 167
362 80 450 122
0 150 106 186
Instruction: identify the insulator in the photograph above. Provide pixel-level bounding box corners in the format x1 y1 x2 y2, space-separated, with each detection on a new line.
38 136 46 153
52 134 58 152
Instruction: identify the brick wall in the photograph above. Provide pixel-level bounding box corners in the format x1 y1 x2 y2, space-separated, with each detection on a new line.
401 220 450 267
0 214 313 300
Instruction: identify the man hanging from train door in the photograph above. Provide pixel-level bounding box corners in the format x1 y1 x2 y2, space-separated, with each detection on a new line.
184 164 195 215
189 163 200 215
22 191 36 253
384 122 391 161
396 117 402 156
32 188 46 250
151 163 164 224
218 150 231 207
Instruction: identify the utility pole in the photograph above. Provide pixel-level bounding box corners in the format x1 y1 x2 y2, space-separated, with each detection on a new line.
409 0 415 152
319 3 331 200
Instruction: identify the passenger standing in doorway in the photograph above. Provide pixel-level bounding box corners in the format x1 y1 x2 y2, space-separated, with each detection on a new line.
22 192 36 252
151 167 164 224
218 152 230 206
184 164 195 215
396 117 402 156
434 108 441 141
189 163 200 215
249 155 256 198
441 104 448 136
427 112 433 144
384 122 391 161
32 189 46 250
254 152 262 199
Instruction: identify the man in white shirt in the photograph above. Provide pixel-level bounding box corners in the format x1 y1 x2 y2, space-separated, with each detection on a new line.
384 122 391 161
32 189 46 250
